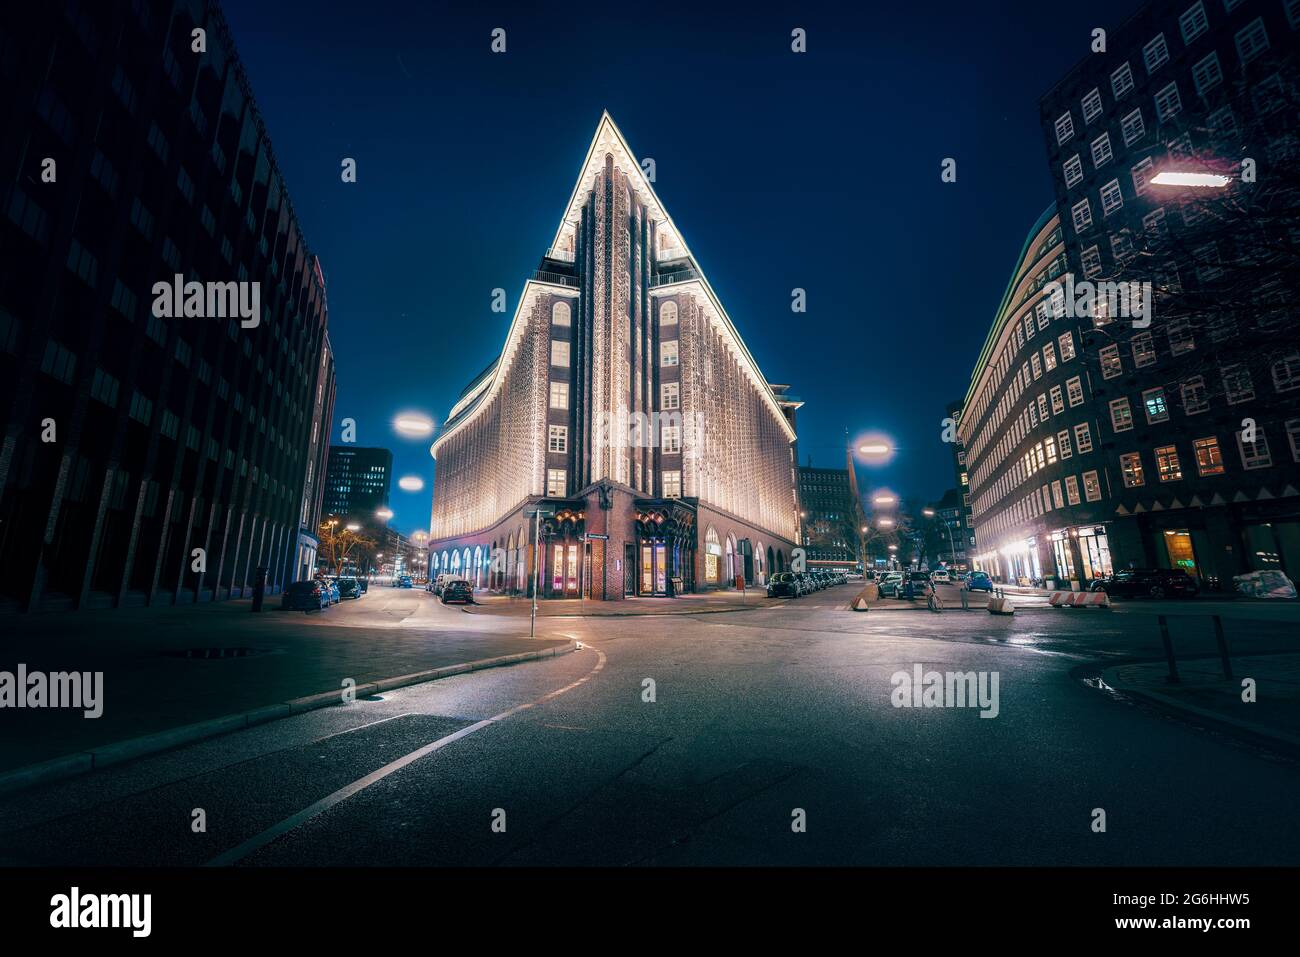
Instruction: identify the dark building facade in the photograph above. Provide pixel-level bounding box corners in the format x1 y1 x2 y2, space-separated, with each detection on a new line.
1037 0 1300 586
322 446 393 522
797 465 859 569
427 114 799 598
0 1 334 610
945 398 977 560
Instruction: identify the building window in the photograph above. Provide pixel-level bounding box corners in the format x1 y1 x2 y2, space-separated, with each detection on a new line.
1143 387 1170 423
1222 364 1255 404
548 425 567 453
546 469 567 496
1080 245 1102 278
1155 445 1183 482
1271 352 1300 392
90 367 120 407
1055 111 1075 144
1083 470 1103 502
1192 51 1223 95
1182 376 1209 414
1287 419 1300 462
1038 393 1050 420
1143 32 1169 73
1074 422 1094 453
1100 344 1122 379
1111 61 1135 100
1050 384 1065 413
1194 436 1225 476
1235 17 1269 63
1237 428 1272 470
1043 342 1057 371
1058 428 1073 458
662 470 682 498
1065 475 1081 505
550 340 570 367
128 391 153 426
40 338 77 384
549 381 569 410
1155 82 1182 122
660 301 678 326
1071 198 1093 233
1110 397 1134 432
1100 179 1124 216
1167 320 1195 356
662 381 680 410
1132 333 1156 367
552 301 571 326
1059 332 1077 362
1066 376 1085 407
1032 353 1043 379
1120 108 1146 147
1082 88 1103 124
661 425 681 454
1180 1 1209 43
1121 452 1146 487
661 340 679 366
1063 154 1084 188
1091 133 1113 168
1132 156 1155 196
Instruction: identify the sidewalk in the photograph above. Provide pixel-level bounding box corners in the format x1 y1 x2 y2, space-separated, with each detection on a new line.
1102 652 1300 752
465 590 773 617
0 598 569 778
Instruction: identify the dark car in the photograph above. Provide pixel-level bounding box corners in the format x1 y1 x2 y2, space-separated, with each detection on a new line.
1091 568 1199 599
281 580 329 612
964 571 994 593
337 577 362 599
441 579 474 604
397 575 413 589
767 572 799 598
357 577 369 593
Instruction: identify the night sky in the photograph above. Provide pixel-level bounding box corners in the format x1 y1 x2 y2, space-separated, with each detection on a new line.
220 0 1137 535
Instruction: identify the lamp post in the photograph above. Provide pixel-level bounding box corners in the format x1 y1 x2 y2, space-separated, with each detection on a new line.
524 506 555 637
923 508 957 567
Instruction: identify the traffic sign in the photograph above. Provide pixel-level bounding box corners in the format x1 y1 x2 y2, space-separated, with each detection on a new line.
586 533 609 540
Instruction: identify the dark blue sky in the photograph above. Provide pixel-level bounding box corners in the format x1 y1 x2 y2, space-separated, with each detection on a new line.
221 0 1136 534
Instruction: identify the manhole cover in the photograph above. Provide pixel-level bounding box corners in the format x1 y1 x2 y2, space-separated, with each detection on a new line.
161 647 268 660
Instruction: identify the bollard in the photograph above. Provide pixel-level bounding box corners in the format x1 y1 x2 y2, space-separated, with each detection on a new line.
1157 615 1180 684
1211 615 1234 680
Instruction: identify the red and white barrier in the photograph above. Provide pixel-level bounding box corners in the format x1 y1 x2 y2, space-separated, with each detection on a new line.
1049 591 1073 607
1073 591 1111 608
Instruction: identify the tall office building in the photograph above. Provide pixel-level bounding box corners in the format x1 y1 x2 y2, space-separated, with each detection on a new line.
322 446 393 522
0 1 334 610
427 114 799 598
797 465 860 570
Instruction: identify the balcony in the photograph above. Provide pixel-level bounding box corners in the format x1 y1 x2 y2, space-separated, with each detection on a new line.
531 269 579 288
649 265 701 288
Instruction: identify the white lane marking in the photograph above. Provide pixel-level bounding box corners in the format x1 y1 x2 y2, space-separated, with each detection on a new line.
318 712 418 741
205 647 606 867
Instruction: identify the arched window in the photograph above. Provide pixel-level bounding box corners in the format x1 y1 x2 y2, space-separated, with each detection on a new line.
463 548 471 574
660 301 678 326
552 301 571 327
441 550 450 572
726 535 736 583
450 551 460 572
432 553 439 572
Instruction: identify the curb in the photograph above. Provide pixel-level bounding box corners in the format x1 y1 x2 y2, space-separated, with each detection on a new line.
1100 664 1300 755
0 640 577 798
461 603 772 619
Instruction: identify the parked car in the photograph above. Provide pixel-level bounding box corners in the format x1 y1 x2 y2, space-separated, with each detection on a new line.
357 577 369 593
930 568 951 584
441 579 475 604
878 572 905 597
963 570 995 593
282 580 330 612
767 572 799 598
337 577 362 600
396 575 413 589
1091 568 1199 599
317 578 340 604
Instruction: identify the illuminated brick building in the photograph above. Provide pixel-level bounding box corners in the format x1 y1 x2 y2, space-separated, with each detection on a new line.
428 114 799 598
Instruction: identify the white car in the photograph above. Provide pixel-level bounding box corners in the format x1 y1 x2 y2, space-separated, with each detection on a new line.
930 569 951 584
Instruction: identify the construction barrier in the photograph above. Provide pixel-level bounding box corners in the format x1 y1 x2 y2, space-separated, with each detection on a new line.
1048 591 1073 607
1072 591 1111 609
852 596 870 611
988 596 1015 615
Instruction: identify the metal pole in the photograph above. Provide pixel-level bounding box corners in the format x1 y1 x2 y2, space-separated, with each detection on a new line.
530 509 541 638
1211 614 1233 680
1157 615 1180 684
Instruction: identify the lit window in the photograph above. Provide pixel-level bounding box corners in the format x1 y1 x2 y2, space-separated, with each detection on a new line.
1143 387 1169 423
546 469 567 496
1194 436 1225 476
1043 342 1057 371
1121 452 1146 487
662 470 682 498
549 381 569 410
1155 445 1183 482
1110 397 1134 432
1083 470 1102 502
1100 344 1122 379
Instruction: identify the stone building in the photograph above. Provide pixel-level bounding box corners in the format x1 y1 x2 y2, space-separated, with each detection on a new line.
427 114 799 598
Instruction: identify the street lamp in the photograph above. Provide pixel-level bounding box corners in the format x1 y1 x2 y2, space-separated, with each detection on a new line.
922 508 958 566
858 442 892 455
877 518 895 527
1150 170 1231 188
872 494 897 506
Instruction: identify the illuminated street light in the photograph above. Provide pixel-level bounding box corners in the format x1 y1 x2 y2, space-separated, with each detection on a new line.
887 544 898 551
1150 170 1231 189
858 442 892 455
375 508 394 521
346 523 360 532
398 475 425 492
873 494 897 506
922 508 935 517
878 518 895 527
393 413 435 438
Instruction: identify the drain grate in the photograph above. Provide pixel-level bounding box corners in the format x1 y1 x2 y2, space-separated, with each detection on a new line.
161 646 268 660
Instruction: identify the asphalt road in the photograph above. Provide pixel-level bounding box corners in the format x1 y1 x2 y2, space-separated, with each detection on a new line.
1 585 1297 866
